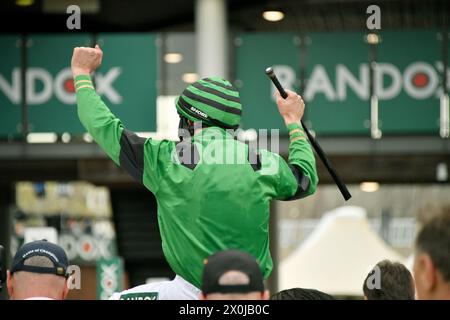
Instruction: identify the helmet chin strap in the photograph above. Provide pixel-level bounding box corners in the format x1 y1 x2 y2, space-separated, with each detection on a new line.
178 115 195 140
178 114 215 141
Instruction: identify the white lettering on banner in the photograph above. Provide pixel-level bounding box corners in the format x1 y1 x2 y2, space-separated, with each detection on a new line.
27 68 53 105
284 61 450 102
336 64 369 100
102 264 118 281
54 68 76 104
271 65 296 100
100 264 119 300
58 234 114 261
304 65 336 100
0 67 122 105
96 67 122 104
101 264 118 289
435 62 450 97
374 63 402 100
0 69 20 104
403 62 439 99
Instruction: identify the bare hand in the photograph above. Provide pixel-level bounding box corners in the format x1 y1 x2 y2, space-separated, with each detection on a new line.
71 44 103 77
275 89 305 126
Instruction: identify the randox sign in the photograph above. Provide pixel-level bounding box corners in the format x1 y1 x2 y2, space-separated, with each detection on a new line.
1 31 446 137
302 61 447 102
0 67 122 105
0 34 157 135
96 257 124 300
235 31 447 135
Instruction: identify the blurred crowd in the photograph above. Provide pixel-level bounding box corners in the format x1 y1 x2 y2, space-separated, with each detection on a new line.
4 207 449 301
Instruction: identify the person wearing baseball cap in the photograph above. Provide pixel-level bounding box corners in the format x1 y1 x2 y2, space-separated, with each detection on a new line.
7 240 70 300
200 250 269 300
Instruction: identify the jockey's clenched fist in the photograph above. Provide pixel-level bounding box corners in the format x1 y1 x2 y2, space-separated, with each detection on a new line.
71 44 103 77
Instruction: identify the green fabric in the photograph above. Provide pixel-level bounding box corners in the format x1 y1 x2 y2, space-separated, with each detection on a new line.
175 77 242 127
75 75 123 165
287 122 302 131
185 85 241 109
286 122 318 196
180 94 241 126
76 82 318 289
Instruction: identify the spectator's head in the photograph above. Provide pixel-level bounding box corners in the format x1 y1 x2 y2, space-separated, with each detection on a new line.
270 288 335 300
200 249 269 300
7 240 70 300
414 209 450 300
362 260 415 300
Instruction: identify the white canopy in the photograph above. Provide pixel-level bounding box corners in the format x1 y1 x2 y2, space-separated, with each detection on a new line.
279 206 406 296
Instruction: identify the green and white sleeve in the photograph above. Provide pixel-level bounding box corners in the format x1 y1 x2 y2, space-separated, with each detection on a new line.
75 74 164 193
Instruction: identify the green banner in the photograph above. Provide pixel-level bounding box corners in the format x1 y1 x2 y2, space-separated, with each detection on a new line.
234 33 300 132
0 35 22 136
376 30 441 134
27 34 92 133
96 33 158 132
235 31 448 135
304 32 369 135
0 33 158 135
96 257 124 300
2 31 447 137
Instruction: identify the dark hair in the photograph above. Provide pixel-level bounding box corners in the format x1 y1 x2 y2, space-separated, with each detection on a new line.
363 260 415 300
416 208 450 283
270 288 335 300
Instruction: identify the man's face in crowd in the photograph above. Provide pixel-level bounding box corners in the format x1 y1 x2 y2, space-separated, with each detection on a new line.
413 251 448 300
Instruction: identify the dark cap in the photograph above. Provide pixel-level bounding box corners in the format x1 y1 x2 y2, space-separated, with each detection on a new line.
11 240 69 278
201 250 264 295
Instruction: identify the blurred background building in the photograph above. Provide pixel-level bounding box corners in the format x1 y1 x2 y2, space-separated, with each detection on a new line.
0 0 449 299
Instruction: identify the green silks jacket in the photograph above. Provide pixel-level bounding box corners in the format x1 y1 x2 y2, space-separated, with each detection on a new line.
75 74 318 289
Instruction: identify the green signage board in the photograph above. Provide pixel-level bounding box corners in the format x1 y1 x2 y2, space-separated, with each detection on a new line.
96 256 124 300
0 33 158 136
235 31 447 136
0 35 22 136
27 34 92 133
304 32 370 135
376 30 441 134
96 33 158 132
234 33 300 132
1 31 447 137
